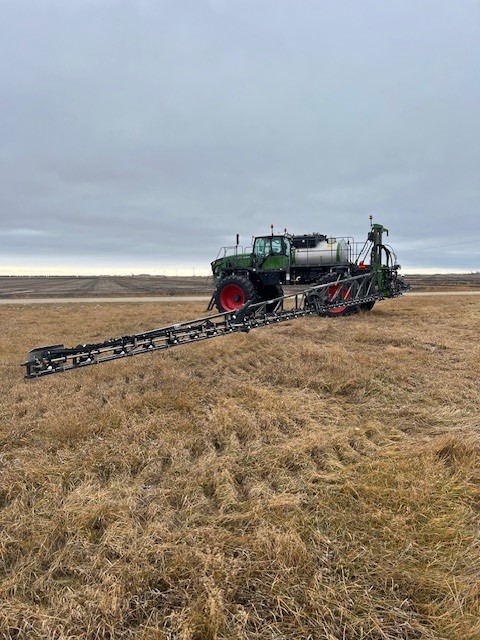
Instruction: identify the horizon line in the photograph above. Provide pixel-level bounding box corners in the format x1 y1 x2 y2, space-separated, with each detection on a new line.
1 269 479 277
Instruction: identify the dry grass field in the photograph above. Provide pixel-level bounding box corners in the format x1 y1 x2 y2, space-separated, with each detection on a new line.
1 296 479 639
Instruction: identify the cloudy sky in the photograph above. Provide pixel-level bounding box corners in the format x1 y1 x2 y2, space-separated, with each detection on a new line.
1 0 479 275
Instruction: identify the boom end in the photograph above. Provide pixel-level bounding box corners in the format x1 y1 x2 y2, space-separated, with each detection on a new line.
23 344 66 379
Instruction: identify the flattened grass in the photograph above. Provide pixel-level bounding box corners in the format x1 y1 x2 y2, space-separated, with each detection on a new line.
1 297 479 638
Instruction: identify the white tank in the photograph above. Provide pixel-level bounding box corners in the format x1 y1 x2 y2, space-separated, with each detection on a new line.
293 238 350 265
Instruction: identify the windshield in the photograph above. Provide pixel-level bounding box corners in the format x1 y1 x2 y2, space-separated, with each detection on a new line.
254 236 288 258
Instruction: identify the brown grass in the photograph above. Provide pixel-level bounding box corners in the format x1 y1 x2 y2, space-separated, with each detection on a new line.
1 297 480 639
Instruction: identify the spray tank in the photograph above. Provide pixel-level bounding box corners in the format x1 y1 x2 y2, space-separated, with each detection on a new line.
291 234 351 266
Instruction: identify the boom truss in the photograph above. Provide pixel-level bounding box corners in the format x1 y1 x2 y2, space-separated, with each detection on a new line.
23 272 403 379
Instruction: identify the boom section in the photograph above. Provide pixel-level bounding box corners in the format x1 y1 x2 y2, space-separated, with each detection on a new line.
23 272 402 379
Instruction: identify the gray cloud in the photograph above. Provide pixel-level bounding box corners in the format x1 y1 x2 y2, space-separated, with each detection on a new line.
0 0 479 273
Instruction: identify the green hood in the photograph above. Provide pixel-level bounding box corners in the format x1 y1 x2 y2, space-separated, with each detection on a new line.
211 252 254 280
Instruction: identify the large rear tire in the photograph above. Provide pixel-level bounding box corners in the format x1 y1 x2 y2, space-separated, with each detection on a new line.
214 275 258 312
322 282 355 317
315 274 358 317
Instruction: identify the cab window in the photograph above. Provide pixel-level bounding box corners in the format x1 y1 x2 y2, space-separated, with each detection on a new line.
254 238 269 257
254 237 287 257
271 238 283 254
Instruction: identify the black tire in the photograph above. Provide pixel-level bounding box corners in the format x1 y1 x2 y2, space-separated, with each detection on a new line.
214 275 258 312
258 284 284 312
359 300 376 311
315 274 357 317
304 291 322 314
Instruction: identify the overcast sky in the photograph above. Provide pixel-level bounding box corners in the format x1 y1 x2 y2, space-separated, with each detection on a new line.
0 0 479 275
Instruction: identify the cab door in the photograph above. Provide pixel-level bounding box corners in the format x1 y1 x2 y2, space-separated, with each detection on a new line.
258 237 290 271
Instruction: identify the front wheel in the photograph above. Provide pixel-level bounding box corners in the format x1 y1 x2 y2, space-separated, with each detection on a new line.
214 275 258 312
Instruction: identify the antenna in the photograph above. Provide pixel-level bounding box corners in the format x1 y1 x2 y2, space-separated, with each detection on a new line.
270 224 274 237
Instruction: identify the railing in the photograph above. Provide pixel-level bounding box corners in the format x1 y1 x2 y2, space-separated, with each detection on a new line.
214 245 253 260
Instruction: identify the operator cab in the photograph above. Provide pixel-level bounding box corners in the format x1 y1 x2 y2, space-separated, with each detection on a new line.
253 235 290 259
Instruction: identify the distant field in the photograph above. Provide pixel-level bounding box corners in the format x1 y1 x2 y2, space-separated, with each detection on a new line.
1 296 479 639
404 273 480 291
0 275 212 298
0 273 479 298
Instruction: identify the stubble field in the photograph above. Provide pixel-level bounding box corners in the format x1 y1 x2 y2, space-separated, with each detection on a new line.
1 296 479 639
0 276 212 298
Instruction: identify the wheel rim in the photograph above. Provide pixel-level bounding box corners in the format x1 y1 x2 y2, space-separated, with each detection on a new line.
219 284 245 311
326 284 351 314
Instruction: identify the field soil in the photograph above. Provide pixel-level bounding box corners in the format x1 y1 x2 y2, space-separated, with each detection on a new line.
404 273 480 291
1 296 480 639
0 276 212 298
1 273 480 299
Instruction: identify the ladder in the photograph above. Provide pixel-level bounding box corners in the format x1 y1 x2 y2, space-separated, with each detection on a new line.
22 272 401 379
